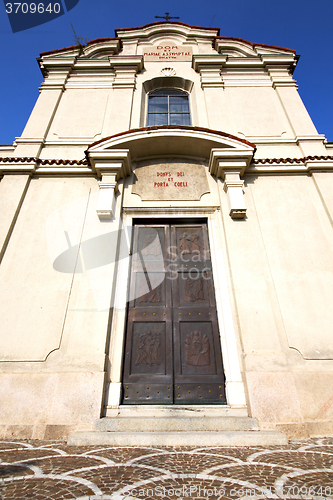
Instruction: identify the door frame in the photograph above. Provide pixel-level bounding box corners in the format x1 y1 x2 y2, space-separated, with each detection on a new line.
104 209 247 409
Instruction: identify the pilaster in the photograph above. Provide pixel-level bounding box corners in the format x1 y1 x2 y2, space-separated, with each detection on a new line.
15 57 76 157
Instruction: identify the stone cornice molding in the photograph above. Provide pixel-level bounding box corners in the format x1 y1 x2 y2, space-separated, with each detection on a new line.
86 148 132 219
192 52 297 89
261 54 297 87
72 59 115 70
38 54 144 90
87 149 132 179
108 55 144 88
39 39 121 59
192 54 228 67
87 126 255 162
214 36 296 57
115 22 219 43
2 153 333 177
208 148 255 219
192 55 227 88
108 55 144 71
208 149 254 178
38 57 77 88
83 38 121 57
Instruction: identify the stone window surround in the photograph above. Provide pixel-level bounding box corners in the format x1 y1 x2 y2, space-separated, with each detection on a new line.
142 76 194 128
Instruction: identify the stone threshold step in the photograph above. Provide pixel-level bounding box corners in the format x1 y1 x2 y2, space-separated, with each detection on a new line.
105 405 248 418
95 416 259 432
68 430 288 447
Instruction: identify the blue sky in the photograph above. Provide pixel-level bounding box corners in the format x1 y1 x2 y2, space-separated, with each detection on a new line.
0 0 332 145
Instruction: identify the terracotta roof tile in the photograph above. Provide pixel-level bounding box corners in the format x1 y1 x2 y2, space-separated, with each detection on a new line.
253 155 333 164
1 154 333 169
0 157 88 165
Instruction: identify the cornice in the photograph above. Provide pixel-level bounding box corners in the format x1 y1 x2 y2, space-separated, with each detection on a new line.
39 46 81 58
0 157 91 175
83 38 121 57
214 36 296 56
253 155 333 165
192 55 228 71
88 126 256 151
115 21 220 40
72 59 115 70
88 149 132 179
248 155 333 174
39 38 121 59
108 55 144 72
2 154 333 177
123 207 219 216
38 56 76 71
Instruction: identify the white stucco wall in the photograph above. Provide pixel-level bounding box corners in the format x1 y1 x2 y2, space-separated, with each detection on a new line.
1 22 333 439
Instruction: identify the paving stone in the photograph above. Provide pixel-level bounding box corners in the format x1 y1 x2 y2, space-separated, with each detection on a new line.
0 438 332 499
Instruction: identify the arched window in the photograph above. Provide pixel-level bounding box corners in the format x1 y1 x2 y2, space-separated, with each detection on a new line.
147 89 191 127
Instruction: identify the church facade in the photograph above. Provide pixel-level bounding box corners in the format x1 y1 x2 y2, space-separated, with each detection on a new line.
1 21 333 442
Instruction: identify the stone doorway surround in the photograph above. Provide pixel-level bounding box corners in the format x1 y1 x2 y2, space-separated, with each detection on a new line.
86 126 256 415
103 210 246 412
121 220 226 405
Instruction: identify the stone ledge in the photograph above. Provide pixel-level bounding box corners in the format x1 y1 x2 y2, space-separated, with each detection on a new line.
95 416 259 432
67 430 288 447
276 421 333 439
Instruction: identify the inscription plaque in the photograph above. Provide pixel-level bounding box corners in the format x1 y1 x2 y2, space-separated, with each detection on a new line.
142 42 193 62
132 161 210 201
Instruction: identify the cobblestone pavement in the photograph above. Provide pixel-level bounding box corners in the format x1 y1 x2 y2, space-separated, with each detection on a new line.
0 438 333 499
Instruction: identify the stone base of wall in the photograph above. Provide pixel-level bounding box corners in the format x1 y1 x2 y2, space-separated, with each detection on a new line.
0 371 105 440
276 421 333 440
0 423 78 440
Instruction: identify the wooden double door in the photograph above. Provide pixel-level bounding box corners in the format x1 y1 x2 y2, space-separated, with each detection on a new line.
122 221 226 404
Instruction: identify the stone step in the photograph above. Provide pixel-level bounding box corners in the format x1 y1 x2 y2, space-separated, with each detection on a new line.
95 416 260 432
68 430 288 447
104 404 249 418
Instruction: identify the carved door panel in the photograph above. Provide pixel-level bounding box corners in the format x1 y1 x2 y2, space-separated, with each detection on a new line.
122 223 226 404
122 225 173 403
171 224 226 403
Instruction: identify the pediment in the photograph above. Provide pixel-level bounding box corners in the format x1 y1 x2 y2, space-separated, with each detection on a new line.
214 36 296 58
87 126 255 162
115 22 219 45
